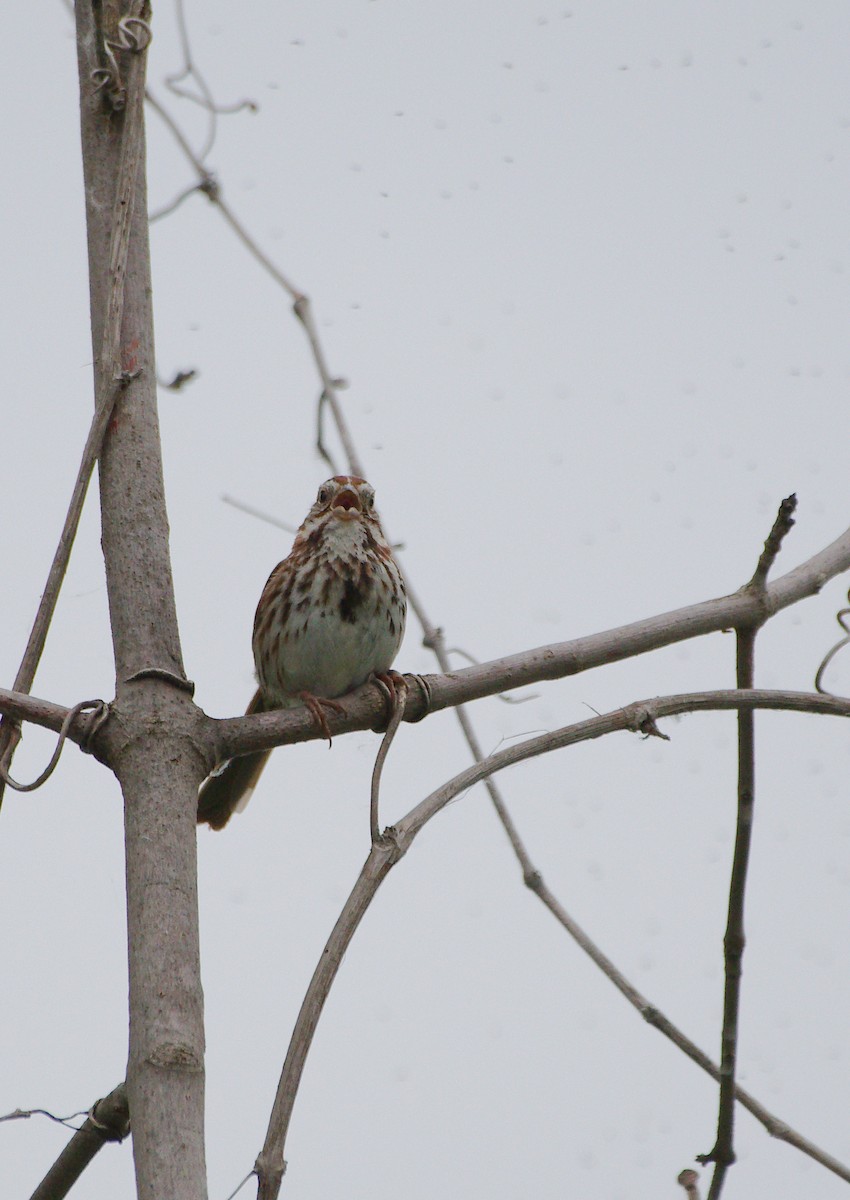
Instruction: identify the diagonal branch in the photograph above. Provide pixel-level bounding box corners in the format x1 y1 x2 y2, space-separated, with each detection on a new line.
143 54 850 1194
526 874 850 1185
28 1082 129 1200
0 0 155 808
208 502 850 759
253 687 850 1199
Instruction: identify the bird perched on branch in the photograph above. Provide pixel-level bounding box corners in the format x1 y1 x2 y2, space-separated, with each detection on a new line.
198 475 406 829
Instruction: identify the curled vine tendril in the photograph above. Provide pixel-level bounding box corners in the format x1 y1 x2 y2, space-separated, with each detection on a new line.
814 587 850 697
0 700 110 793
90 16 153 111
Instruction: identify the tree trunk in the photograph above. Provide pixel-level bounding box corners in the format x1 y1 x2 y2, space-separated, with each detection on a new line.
74 4 209 1196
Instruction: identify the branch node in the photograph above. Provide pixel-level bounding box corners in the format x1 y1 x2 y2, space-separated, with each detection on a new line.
124 667 196 695
373 823 405 861
640 1004 663 1028
198 173 221 202
292 294 309 322
421 626 444 652
86 1093 130 1143
116 366 142 387
624 704 670 741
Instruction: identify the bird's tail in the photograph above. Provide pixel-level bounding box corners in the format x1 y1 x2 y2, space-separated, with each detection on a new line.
197 689 270 830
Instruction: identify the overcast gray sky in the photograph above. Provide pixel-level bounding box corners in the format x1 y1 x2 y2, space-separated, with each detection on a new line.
3 3 850 1198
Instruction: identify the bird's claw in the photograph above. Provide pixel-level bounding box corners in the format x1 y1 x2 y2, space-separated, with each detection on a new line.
298 692 347 746
371 670 408 727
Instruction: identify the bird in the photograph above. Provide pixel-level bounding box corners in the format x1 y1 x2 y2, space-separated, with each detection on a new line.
197 475 406 829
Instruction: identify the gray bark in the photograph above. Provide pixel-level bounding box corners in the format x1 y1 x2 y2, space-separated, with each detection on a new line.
74 4 210 1197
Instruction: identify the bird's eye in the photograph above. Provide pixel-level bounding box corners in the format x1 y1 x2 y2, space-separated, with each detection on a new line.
317 485 331 504
363 488 375 509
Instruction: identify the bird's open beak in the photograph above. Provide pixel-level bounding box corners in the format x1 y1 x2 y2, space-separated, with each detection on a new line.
332 488 362 519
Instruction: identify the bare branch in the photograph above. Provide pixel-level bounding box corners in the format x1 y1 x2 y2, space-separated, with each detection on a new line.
252 685 850 1198
0 699 108 793
146 86 302 301
210 563 850 757
221 494 297 535
255 842 402 1199
700 628 754 1196
144 84 366 480
27 1083 129 1200
0 690 78 738
527 876 850 1185
166 0 257 162
701 496 798 1198
392 690 850 840
0 2 164 810
149 180 206 222
0 377 129 807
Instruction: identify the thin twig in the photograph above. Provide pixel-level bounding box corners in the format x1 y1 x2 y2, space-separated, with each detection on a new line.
701 496 799 1200
293 301 365 478
369 677 408 844
405 572 541 873
527 875 850 1184
750 493 797 588
166 0 256 162
0 11 150 809
221 494 297 535
145 87 368 483
147 86 303 300
0 378 123 811
149 180 205 222
699 629 755 1197
223 1169 257 1200
315 389 341 476
0 1107 87 1130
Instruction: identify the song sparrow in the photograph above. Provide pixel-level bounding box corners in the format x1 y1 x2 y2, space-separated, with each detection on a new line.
197 475 406 829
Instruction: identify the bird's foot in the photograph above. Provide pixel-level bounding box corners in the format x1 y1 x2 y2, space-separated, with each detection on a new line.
370 670 408 727
298 692 347 746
